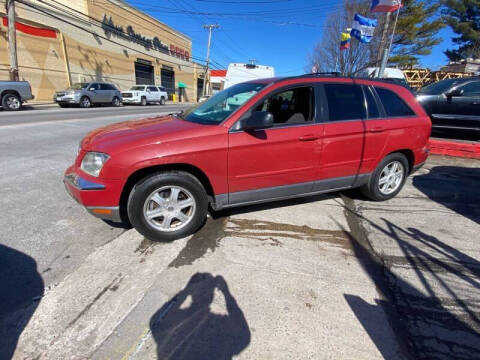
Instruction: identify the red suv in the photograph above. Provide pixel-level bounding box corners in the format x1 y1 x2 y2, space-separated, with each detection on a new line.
64 75 431 241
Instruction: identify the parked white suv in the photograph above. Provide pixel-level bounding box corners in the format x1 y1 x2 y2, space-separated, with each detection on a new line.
122 85 167 105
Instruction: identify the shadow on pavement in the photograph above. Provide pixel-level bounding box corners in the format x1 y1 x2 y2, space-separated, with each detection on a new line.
0 244 44 359
413 166 480 224
341 200 480 360
149 272 250 359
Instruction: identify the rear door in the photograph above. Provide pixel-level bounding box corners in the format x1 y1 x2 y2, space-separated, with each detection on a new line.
228 85 322 203
316 82 366 189
99 83 113 103
147 86 160 102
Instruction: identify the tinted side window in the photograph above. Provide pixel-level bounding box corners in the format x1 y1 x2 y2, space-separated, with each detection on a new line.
89 83 100 90
324 84 366 121
100 83 115 90
375 87 415 117
255 87 314 125
365 86 380 119
460 81 480 96
147 86 158 92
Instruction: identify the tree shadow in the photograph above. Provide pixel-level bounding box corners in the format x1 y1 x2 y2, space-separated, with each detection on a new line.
412 166 480 224
341 203 480 360
0 244 44 359
149 273 250 359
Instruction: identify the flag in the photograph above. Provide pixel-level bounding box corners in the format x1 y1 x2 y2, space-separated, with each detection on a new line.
371 0 402 13
340 32 351 50
351 14 377 44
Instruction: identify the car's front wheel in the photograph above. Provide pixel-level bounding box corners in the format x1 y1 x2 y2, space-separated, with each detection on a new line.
361 153 409 201
127 172 208 241
79 96 91 108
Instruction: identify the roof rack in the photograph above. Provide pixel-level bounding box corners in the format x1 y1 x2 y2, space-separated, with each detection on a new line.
300 72 341 77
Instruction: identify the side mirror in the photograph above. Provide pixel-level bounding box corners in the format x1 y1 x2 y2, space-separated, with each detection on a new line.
446 88 463 97
241 111 274 131
89 88 96 92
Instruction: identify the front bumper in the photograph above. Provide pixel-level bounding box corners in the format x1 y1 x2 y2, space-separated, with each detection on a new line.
63 169 123 222
122 97 141 104
54 93 80 104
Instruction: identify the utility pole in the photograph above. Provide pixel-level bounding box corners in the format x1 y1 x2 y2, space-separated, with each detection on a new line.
202 24 219 96
376 11 391 78
7 0 19 81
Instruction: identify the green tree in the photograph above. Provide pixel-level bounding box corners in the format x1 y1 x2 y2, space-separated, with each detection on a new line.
443 0 480 61
388 0 445 67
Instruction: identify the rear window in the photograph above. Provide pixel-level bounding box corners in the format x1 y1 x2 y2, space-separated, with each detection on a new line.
324 84 366 121
375 87 415 117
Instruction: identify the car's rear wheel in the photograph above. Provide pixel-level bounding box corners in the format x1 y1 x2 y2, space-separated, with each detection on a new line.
112 96 121 107
361 153 409 201
160 97 165 105
127 172 208 241
2 93 21 111
79 96 91 108
140 97 147 106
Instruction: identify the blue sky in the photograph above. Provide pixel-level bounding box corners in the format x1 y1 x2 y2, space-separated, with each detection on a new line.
126 0 456 74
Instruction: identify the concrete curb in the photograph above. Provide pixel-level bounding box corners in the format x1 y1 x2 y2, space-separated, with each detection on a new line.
429 139 480 160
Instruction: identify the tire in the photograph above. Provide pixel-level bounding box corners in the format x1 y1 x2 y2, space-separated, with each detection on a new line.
361 153 409 201
2 93 21 111
127 171 208 241
79 96 91 108
160 97 165 105
112 96 121 107
140 97 147 106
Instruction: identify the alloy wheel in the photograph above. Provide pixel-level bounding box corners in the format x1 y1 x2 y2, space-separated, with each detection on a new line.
143 186 196 232
6 95 20 110
378 160 404 195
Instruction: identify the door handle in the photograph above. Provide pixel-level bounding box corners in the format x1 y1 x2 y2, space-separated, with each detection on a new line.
369 126 385 133
298 134 319 141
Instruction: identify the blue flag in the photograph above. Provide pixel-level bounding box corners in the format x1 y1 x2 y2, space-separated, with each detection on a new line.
351 14 377 43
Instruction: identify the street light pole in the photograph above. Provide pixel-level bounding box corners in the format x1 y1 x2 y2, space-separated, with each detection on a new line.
7 0 19 81
202 24 219 96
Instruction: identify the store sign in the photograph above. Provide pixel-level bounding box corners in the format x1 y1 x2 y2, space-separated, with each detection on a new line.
101 15 190 60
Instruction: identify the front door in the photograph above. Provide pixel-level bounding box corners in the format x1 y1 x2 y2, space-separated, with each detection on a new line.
228 86 322 204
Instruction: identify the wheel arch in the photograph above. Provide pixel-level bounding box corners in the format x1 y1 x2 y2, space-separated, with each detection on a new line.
1 90 21 101
386 149 414 173
119 163 215 221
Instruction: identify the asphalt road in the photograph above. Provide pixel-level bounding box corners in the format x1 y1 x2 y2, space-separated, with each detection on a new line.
0 103 191 358
1 103 479 359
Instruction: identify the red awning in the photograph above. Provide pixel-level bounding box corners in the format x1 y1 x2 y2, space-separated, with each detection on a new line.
2 17 57 38
210 70 227 77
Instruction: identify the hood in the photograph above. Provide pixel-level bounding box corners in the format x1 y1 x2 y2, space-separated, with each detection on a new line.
81 115 209 153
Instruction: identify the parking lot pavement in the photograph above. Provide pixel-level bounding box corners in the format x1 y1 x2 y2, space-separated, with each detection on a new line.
13 196 404 360
343 155 480 360
5 152 479 359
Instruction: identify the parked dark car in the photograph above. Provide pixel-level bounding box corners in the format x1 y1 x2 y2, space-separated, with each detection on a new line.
416 77 480 131
54 82 122 108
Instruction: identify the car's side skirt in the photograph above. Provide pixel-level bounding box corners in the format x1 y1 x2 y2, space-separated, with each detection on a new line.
212 173 371 211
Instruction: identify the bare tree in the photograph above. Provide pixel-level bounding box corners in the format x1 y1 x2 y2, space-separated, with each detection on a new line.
308 0 377 76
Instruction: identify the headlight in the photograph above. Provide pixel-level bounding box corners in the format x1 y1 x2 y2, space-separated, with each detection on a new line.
80 152 109 177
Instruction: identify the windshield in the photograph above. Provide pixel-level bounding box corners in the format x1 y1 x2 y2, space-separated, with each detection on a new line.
418 79 460 95
182 82 266 124
129 86 146 91
68 83 89 90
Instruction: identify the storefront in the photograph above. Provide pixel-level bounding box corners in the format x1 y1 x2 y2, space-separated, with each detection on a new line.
0 0 205 101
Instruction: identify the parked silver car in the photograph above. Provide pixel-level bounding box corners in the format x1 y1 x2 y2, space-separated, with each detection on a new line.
54 82 122 108
0 81 34 111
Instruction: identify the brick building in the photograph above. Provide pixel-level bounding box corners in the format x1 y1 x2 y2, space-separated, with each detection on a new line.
0 0 206 101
